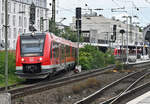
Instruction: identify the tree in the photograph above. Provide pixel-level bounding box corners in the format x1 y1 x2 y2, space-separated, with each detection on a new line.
49 20 83 42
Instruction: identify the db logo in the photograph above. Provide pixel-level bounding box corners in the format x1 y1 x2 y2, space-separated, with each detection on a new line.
29 57 34 62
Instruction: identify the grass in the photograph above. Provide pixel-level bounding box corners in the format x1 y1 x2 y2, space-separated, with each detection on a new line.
72 78 101 94
0 74 24 87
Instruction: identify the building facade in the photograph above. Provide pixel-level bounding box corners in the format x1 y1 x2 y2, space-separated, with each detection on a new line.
0 0 49 50
70 13 144 49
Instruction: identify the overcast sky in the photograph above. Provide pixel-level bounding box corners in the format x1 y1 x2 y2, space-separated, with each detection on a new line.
47 0 150 27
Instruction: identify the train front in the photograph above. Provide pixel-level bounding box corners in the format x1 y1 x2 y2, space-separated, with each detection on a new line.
15 33 51 79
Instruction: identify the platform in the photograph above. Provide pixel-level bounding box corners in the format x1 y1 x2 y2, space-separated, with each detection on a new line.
127 91 150 104
0 93 11 104
127 59 150 65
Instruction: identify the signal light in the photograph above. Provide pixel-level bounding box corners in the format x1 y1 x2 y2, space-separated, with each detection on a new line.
76 20 81 29
76 7 81 19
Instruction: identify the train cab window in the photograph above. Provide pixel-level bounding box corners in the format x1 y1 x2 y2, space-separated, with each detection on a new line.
20 35 45 56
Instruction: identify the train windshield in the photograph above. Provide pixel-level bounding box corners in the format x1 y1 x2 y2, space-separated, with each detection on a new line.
20 35 45 56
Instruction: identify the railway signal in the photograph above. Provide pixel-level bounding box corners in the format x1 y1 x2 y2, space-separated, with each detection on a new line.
75 7 82 72
29 2 36 25
40 17 44 31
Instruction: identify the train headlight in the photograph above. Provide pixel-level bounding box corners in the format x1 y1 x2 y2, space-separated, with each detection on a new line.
21 58 24 62
39 57 42 61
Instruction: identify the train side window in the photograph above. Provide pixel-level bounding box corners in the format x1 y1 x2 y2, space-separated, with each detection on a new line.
53 42 59 58
61 45 65 59
66 45 70 57
50 42 52 59
72 47 75 57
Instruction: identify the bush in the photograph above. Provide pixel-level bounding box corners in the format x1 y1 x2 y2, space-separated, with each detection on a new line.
115 60 123 70
105 49 115 65
79 52 93 70
79 45 116 70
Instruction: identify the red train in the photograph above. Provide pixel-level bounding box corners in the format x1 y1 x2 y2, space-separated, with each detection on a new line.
15 32 77 79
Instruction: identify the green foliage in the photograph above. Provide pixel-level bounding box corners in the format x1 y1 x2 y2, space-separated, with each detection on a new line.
0 51 23 86
115 60 123 70
79 45 116 70
0 51 16 74
79 52 93 70
49 20 83 42
104 49 115 65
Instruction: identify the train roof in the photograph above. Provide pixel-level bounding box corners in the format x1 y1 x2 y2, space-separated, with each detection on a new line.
20 32 46 36
48 33 78 48
19 32 78 48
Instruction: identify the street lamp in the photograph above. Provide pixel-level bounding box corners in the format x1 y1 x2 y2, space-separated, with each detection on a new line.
120 29 125 67
133 22 140 61
122 16 129 64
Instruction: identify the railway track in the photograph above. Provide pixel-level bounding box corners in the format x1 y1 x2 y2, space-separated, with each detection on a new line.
1 60 149 93
100 81 150 104
1 59 149 92
0 69 71 93
10 65 115 100
74 67 150 104
100 72 150 104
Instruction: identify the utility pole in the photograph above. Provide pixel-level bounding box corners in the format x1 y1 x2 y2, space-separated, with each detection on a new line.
76 7 81 66
120 29 125 68
74 7 82 73
52 0 56 33
126 17 129 64
129 16 132 44
4 0 8 92
52 0 55 23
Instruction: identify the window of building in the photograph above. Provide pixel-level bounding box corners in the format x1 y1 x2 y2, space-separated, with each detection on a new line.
24 5 26 14
18 28 22 34
8 40 10 48
1 13 4 25
14 2 16 13
8 2 11 13
24 29 26 33
19 16 22 27
37 20 40 29
13 15 16 26
2 0 5 11
13 40 16 49
19 3 22 11
8 14 10 25
0 29 1 39
13 28 16 38
24 17 27 28
2 27 5 38
37 9 39 17
8 28 11 39
36 0 39 6
40 9 43 17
